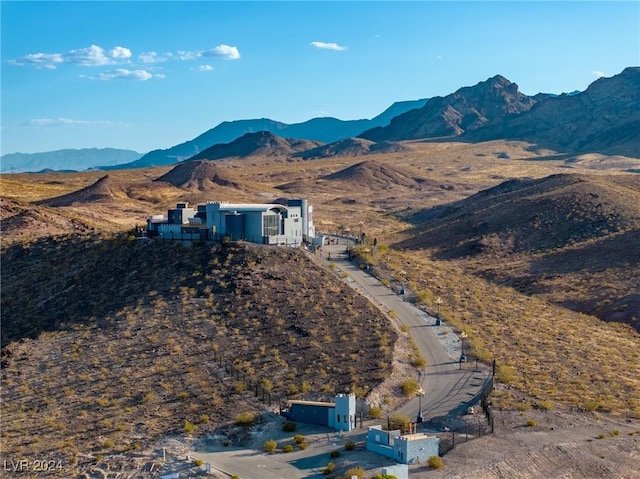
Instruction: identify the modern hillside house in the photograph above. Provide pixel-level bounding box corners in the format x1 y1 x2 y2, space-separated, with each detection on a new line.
146 199 315 245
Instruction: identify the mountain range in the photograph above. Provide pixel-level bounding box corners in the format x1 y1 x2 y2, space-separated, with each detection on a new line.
360 67 639 158
110 98 429 169
0 148 143 174
3 67 638 173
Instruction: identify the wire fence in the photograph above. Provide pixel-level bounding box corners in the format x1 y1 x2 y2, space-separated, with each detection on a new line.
439 375 495 456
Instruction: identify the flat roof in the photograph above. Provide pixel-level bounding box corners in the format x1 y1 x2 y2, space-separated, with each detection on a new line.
209 203 289 213
289 400 335 408
398 433 436 441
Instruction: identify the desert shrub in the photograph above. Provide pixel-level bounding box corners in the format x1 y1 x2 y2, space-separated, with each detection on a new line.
369 405 382 419
372 474 398 479
323 462 336 475
193 458 204 466
583 398 600 412
537 400 553 411
235 412 255 427
263 439 277 452
388 413 410 432
329 450 341 458
222 440 230 447
496 364 516 384
428 455 444 469
345 440 355 451
294 434 305 444
412 354 427 368
381 279 391 287
344 466 366 479
184 421 196 434
298 441 308 450
610 430 620 436
261 378 274 393
516 402 530 412
526 419 537 427
415 288 433 304
351 384 368 398
401 379 419 397
282 421 297 432
282 444 294 453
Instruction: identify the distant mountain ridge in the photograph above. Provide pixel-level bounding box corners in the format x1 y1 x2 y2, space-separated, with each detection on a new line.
360 74 537 141
1 148 142 173
464 66 640 156
360 67 639 157
120 98 429 169
190 131 322 160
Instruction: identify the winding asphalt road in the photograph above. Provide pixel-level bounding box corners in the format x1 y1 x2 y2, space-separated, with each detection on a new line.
323 239 486 424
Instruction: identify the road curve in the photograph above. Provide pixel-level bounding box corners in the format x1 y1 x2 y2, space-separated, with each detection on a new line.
322 239 486 425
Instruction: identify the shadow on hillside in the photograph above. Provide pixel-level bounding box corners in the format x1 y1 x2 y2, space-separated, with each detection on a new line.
414 134 638 159
0 235 223 349
528 229 640 276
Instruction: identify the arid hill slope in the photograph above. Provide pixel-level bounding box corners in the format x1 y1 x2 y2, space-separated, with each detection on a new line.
1 239 395 471
394 173 640 330
35 174 130 207
279 159 454 194
293 137 409 159
154 159 242 191
189 131 322 160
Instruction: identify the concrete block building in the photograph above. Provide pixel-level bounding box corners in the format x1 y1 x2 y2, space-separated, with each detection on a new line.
282 393 356 432
147 199 314 245
366 425 439 464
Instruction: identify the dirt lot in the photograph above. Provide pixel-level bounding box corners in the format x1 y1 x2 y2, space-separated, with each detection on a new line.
418 408 640 479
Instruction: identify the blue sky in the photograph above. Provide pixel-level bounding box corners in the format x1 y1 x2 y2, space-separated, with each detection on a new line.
1 1 639 155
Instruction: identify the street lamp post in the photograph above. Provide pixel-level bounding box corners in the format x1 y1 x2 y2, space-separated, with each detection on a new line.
416 370 425 423
434 297 442 325
399 270 406 295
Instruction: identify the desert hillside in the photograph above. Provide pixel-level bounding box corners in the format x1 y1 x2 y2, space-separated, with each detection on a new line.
1 239 396 469
392 173 640 330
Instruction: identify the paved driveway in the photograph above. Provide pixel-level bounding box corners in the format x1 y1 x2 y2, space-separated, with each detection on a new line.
323 239 486 424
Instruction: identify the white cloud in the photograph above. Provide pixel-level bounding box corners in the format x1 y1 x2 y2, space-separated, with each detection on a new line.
139 51 166 64
8 52 64 69
592 70 606 78
66 44 114 66
193 65 214 72
25 118 126 127
84 68 163 81
109 46 132 59
9 44 133 69
204 44 240 60
9 42 240 77
310 41 347 51
177 50 203 60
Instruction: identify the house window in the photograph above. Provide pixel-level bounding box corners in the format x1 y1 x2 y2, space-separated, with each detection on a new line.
263 214 279 236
